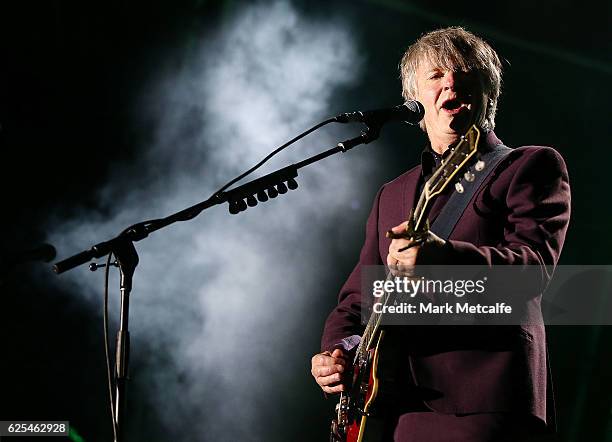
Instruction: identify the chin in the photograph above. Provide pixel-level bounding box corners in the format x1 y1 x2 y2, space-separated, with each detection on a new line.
449 116 472 133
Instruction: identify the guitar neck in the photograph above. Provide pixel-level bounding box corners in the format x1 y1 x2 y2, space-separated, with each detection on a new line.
354 125 481 363
353 228 420 362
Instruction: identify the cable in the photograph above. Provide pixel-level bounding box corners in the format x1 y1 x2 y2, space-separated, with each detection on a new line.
123 117 337 232
213 117 336 195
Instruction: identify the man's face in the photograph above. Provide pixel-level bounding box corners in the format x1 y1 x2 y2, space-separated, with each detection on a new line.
414 59 483 144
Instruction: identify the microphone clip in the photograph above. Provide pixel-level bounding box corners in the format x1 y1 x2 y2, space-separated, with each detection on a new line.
338 125 382 152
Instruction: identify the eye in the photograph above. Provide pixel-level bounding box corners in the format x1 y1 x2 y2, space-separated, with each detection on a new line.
428 72 443 80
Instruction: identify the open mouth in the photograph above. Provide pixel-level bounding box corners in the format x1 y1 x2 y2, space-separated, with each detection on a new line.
441 98 469 114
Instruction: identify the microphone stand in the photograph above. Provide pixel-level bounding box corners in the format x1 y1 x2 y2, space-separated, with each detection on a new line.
52 122 383 441
111 239 138 440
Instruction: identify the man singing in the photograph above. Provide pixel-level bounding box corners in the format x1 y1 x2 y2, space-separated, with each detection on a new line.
311 27 571 441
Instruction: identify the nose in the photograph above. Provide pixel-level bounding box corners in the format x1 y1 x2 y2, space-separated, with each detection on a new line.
442 72 456 90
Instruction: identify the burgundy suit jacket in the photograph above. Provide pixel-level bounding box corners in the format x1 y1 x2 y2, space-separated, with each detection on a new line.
321 131 571 425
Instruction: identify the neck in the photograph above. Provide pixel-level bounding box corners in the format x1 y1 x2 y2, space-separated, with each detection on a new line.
429 133 460 154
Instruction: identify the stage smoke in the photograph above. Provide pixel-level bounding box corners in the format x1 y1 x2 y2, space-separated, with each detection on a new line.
48 2 369 440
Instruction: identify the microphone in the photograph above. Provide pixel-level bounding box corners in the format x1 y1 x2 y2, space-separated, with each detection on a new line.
0 243 57 274
20 243 57 263
335 101 424 126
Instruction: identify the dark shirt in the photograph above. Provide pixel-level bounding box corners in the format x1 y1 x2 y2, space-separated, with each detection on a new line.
420 146 446 181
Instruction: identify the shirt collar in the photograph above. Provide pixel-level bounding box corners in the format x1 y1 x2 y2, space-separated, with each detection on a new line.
420 142 452 179
420 129 502 178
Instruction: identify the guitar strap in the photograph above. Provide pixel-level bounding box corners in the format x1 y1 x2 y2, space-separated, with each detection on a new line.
430 143 512 240
420 144 557 433
424 142 561 433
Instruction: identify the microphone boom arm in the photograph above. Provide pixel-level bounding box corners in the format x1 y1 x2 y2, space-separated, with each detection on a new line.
52 124 382 274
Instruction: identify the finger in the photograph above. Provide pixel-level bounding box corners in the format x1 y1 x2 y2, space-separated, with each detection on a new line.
388 248 418 263
391 222 408 233
333 357 346 366
391 240 420 255
311 361 343 378
322 383 345 394
331 348 345 360
389 239 413 253
311 359 334 377
314 363 344 378
386 227 410 240
397 236 425 253
397 241 422 253
311 352 334 367
397 241 423 253
316 371 344 387
330 349 346 366
312 354 345 371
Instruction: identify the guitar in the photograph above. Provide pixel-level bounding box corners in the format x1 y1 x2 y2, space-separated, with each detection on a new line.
329 125 481 442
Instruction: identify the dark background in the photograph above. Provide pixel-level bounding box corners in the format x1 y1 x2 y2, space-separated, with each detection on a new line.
1 0 611 441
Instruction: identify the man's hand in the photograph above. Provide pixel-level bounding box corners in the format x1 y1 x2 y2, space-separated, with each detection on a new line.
311 348 347 394
387 222 421 275
387 222 447 274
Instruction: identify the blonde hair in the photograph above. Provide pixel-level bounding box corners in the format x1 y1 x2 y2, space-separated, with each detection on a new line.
400 27 502 131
